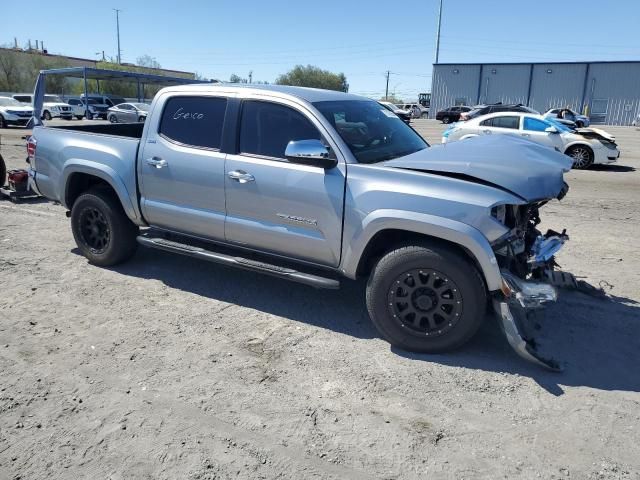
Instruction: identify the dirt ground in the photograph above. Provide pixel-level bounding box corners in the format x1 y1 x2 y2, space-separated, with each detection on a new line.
1 120 639 480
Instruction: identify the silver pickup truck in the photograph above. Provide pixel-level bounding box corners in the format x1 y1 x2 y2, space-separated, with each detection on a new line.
27 84 573 369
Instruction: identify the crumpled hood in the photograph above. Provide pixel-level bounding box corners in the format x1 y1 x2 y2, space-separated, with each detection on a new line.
383 135 572 202
575 127 615 142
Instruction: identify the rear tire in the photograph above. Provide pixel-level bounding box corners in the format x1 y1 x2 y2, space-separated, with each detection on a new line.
366 243 486 353
138 116 145 123
71 188 138 266
566 145 594 169
76 116 83 120
0 114 6 129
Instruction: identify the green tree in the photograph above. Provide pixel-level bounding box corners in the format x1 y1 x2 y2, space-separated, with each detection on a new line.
136 55 161 69
275 65 348 92
229 73 247 83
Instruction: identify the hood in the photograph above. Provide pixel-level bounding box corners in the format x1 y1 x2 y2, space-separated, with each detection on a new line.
575 127 615 142
0 105 32 112
43 102 71 108
383 135 572 202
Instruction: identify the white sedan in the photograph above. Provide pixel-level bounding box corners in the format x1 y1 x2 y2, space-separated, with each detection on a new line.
442 112 620 169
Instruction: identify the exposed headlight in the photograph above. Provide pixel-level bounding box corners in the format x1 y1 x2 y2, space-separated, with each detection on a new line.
491 204 507 224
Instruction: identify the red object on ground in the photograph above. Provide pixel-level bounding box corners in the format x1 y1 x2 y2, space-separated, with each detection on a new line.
8 169 29 192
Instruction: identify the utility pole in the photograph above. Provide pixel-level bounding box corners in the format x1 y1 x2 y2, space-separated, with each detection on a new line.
434 0 443 64
113 9 122 64
385 70 390 100
248 71 253 83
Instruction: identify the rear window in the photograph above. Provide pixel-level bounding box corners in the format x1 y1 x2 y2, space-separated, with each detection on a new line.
159 96 227 149
480 116 520 129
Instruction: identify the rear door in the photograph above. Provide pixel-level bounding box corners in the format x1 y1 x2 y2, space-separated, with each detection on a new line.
224 98 346 267
138 93 229 240
479 115 521 136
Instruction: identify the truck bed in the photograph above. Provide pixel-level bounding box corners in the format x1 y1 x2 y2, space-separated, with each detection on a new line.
48 122 145 138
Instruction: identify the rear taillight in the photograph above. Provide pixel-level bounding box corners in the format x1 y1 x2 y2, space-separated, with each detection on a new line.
27 136 37 164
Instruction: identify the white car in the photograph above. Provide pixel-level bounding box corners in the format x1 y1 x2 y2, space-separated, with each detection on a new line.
0 96 33 128
13 94 73 121
442 112 620 169
543 108 590 128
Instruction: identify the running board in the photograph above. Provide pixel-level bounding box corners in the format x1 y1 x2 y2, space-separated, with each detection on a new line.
136 234 340 289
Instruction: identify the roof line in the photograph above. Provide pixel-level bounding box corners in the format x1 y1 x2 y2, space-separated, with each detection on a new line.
434 60 640 66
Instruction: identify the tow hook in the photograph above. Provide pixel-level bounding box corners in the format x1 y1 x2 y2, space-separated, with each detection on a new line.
494 272 561 371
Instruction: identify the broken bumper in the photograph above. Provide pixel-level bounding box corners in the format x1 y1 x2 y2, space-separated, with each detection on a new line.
493 273 561 371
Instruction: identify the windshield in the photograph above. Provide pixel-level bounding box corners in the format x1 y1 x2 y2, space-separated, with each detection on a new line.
313 100 429 164
44 95 63 103
0 97 23 107
131 103 149 111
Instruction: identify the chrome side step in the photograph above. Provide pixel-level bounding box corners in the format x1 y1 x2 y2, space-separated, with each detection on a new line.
136 234 340 290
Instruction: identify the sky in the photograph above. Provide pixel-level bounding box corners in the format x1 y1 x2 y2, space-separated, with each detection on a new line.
3 0 639 101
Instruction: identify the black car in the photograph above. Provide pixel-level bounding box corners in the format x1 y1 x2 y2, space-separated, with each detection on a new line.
461 103 539 121
435 106 472 124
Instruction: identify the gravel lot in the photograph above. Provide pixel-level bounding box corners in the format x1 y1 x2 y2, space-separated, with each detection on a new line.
1 119 639 479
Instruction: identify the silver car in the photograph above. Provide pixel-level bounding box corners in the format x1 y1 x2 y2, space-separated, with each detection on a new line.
107 103 149 123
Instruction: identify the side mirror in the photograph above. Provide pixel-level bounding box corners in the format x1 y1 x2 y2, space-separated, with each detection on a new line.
545 126 559 134
285 139 337 169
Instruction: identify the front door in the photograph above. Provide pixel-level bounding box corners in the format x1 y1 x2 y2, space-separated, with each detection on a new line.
224 99 346 267
138 94 229 240
521 116 565 149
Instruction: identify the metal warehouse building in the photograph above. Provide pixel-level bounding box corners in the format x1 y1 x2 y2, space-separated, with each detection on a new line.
430 61 640 125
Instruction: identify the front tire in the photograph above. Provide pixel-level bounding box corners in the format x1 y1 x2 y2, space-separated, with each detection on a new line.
566 145 594 169
366 243 486 353
138 116 145 123
71 188 138 266
442 116 451 124
42 111 52 121
0 153 6 187
76 115 83 120
0 114 6 129
108 114 118 123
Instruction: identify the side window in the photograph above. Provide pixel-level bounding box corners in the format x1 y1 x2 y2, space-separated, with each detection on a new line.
523 117 550 132
120 104 132 110
491 116 520 129
159 96 227 149
480 118 494 127
239 101 321 159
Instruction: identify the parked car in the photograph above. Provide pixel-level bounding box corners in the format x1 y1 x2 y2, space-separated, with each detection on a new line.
107 103 149 123
436 106 472 124
379 101 412 124
80 94 128 119
0 96 34 128
633 113 640 127
13 94 73 120
66 98 105 120
544 108 590 128
398 103 428 119
443 111 620 169
460 103 539 121
27 83 575 370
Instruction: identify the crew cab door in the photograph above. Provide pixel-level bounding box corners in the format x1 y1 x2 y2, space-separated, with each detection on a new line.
224 99 346 267
138 94 229 240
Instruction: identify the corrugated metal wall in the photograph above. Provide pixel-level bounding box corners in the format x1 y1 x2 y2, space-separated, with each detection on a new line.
431 62 640 125
528 63 587 113
478 64 530 105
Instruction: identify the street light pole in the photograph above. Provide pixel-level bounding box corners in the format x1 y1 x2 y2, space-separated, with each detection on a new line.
434 0 443 64
114 8 122 64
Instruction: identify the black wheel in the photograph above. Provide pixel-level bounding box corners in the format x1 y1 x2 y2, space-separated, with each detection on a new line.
566 145 594 169
366 243 486 353
138 116 145 123
87 113 93 120
71 188 138 266
42 111 52 121
75 116 83 120
442 116 451 124
0 114 5 129
0 153 6 187
108 114 118 123
575 121 584 128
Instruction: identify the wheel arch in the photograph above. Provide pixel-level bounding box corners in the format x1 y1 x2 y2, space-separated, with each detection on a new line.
563 140 593 156
341 211 502 292
63 164 141 223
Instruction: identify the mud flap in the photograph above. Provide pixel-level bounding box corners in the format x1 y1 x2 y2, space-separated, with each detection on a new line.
493 299 561 372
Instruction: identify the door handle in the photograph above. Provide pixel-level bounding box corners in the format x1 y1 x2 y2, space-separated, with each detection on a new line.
482 129 491 134
228 170 255 183
521 133 531 137
146 157 167 168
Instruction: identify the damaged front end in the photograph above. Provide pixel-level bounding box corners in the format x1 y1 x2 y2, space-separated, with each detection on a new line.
490 197 570 371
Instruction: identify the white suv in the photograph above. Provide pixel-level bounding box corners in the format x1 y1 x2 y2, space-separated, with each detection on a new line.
0 96 33 128
442 112 620 169
13 94 73 121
